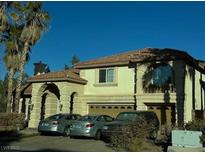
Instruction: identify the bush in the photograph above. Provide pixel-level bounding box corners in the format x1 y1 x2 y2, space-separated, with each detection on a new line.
110 116 162 152
184 119 205 146
0 113 26 131
128 138 162 152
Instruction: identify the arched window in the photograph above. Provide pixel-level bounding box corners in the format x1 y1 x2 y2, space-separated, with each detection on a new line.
152 64 173 86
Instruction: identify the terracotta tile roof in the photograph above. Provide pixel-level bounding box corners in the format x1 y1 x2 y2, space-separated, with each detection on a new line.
74 48 200 69
198 60 205 69
20 83 32 95
27 69 87 84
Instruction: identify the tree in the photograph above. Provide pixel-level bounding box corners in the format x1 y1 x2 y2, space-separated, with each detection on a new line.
0 2 23 113
0 79 7 112
4 54 19 112
71 55 80 67
0 2 50 112
64 64 70 70
64 55 80 70
14 2 50 112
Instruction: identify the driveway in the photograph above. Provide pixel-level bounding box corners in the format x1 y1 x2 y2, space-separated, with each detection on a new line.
0 135 114 152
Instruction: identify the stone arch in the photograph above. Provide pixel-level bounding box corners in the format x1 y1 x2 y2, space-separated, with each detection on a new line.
37 83 61 120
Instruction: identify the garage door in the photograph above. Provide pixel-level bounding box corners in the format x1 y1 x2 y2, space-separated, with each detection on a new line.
146 103 175 130
89 105 134 118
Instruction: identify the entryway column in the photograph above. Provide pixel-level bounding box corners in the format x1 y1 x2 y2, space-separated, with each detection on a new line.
25 98 31 120
60 95 71 113
18 98 23 113
28 94 41 128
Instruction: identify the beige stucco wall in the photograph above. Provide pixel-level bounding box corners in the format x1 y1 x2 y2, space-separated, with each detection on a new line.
81 63 179 112
81 66 135 95
184 65 205 123
194 69 205 110
28 81 86 128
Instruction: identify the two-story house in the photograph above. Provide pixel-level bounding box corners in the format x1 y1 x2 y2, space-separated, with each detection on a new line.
19 48 205 129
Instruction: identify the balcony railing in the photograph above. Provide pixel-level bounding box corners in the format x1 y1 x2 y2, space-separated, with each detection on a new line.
143 84 176 93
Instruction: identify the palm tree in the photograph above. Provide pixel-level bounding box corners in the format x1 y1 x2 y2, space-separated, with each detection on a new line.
4 25 24 113
3 53 20 112
0 2 23 113
14 2 50 112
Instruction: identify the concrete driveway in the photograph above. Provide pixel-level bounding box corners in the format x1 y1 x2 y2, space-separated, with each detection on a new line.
0 135 114 152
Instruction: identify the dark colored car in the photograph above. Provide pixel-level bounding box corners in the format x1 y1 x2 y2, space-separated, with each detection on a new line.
38 113 81 136
70 114 114 140
101 111 159 140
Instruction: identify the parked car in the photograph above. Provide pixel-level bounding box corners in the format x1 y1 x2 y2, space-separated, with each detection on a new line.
101 111 159 141
70 114 114 140
38 113 81 136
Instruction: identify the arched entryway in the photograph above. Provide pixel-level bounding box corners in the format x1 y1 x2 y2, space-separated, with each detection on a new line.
38 83 60 120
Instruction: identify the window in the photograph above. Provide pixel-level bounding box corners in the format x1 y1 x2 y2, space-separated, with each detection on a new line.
99 68 114 83
97 116 106 122
104 116 113 122
152 64 173 86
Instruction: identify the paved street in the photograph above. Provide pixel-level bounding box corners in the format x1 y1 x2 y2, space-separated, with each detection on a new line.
0 135 114 152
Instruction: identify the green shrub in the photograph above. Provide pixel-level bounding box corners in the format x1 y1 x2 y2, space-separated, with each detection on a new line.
128 138 162 152
110 116 162 152
0 113 26 131
185 119 205 132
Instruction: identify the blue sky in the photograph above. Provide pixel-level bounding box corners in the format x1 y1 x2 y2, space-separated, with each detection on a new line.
1 1 205 79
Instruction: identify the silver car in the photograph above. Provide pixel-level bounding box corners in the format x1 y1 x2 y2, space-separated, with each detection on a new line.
38 113 81 136
70 114 114 140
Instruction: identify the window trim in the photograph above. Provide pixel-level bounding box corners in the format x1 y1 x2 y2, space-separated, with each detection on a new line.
94 67 118 86
99 68 114 83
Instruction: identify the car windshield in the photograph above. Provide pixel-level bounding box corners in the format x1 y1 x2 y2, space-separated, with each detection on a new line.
46 114 64 120
78 115 97 121
116 113 137 121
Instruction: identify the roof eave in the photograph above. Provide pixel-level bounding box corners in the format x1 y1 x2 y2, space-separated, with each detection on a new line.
75 61 129 69
27 77 87 85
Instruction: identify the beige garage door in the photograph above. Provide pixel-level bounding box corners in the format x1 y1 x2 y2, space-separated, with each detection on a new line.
146 103 176 131
89 105 134 118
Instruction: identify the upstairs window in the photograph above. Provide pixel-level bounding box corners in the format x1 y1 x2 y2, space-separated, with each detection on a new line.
99 68 114 83
152 64 173 85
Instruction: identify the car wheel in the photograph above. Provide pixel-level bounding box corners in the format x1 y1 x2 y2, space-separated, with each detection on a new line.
63 127 70 137
94 130 101 140
69 135 73 139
